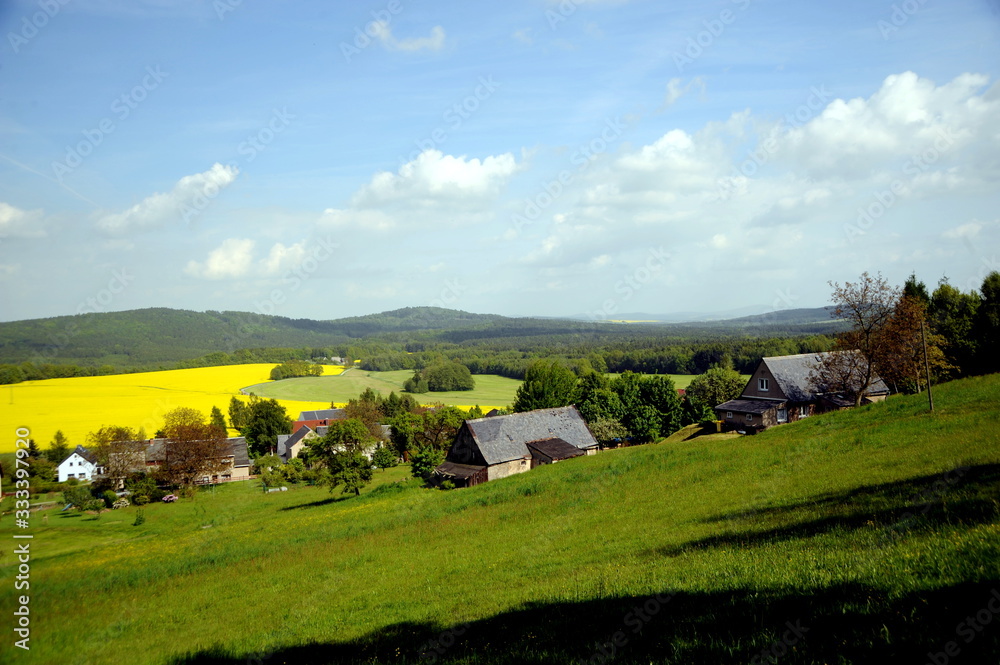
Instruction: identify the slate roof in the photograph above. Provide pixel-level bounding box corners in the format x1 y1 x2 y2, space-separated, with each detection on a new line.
278 425 312 456
67 445 97 465
715 398 780 415
228 437 250 467
525 437 585 461
761 351 889 402
463 406 598 465
144 437 247 467
296 408 346 422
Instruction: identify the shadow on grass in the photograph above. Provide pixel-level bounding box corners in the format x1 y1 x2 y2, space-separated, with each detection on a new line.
662 464 1000 556
279 496 349 511
170 582 1000 664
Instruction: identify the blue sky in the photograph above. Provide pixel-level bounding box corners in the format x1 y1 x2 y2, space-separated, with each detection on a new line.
1 0 998 322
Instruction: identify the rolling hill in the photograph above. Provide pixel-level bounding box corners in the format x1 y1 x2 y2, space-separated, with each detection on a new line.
3 373 998 664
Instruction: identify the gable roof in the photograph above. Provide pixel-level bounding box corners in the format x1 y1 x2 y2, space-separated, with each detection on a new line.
278 426 313 458
525 437 585 460
296 408 346 422
228 437 250 467
65 445 97 465
462 406 598 465
760 351 889 402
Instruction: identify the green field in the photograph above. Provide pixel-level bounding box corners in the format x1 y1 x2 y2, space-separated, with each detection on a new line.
243 370 700 408
3 374 999 664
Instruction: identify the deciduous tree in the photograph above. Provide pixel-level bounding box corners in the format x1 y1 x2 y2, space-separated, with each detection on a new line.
87 425 146 487
514 359 578 412
158 423 232 488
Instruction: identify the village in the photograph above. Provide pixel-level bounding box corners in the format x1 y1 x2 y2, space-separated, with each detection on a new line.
48 350 890 498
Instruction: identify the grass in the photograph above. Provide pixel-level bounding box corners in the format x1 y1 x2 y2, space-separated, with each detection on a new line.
1 374 998 664
245 370 703 406
0 364 341 453
243 368 524 409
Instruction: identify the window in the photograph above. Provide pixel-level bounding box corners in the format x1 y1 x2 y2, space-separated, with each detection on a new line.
777 408 788 423
800 406 809 418
758 378 769 391
746 414 753 421
726 411 733 419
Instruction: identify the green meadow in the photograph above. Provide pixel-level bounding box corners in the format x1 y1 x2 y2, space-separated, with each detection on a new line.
243 370 700 408
2 374 999 664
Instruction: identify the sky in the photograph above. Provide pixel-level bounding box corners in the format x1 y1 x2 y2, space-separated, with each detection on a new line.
1 0 999 323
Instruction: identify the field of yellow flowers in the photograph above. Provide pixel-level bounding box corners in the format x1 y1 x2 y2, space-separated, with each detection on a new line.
0 364 342 452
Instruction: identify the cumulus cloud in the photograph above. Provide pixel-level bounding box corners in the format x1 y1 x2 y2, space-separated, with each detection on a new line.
184 238 256 279
350 149 519 211
184 238 318 280
371 22 446 52
0 202 45 238
96 163 239 234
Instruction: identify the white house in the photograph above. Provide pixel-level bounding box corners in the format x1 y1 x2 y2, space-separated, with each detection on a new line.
58 445 100 482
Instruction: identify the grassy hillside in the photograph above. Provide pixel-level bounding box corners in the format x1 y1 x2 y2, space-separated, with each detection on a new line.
2 375 998 664
244 368 524 408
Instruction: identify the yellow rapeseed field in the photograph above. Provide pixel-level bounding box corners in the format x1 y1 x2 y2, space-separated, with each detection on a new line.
0 364 342 453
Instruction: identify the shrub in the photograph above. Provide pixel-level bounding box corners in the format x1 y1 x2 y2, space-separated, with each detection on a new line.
439 480 455 491
112 498 130 509
132 509 145 526
62 485 93 510
65 477 79 486
132 494 149 506
150 489 168 502
102 490 118 508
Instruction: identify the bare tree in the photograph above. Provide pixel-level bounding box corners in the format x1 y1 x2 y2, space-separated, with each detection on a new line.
87 426 147 488
157 424 232 488
822 272 900 407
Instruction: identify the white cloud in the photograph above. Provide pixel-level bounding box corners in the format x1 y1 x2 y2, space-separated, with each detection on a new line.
661 76 704 109
185 238 255 279
512 28 533 44
350 149 519 212
260 241 308 275
96 163 239 234
0 202 45 238
372 22 446 52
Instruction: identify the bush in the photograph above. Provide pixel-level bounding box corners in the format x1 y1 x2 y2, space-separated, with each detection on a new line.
150 489 168 502
439 479 455 491
112 498 130 510
65 477 79 486
102 490 118 508
62 484 93 510
132 509 145 526
132 494 149 506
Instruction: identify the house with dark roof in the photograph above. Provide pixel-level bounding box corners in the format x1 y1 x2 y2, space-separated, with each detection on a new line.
57 445 100 482
142 436 252 482
435 406 598 487
277 425 318 463
715 351 890 432
293 408 347 432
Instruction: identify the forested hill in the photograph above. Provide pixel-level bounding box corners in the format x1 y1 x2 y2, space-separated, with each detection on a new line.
0 305 842 372
0 307 505 366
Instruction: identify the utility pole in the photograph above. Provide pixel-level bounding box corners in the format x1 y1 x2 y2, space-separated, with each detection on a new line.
920 318 934 412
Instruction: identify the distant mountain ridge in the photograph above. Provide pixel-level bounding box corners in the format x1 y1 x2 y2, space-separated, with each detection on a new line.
0 305 841 367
